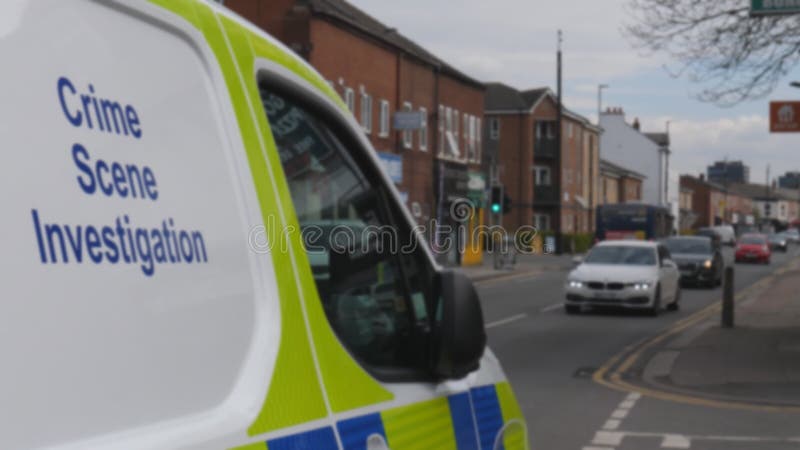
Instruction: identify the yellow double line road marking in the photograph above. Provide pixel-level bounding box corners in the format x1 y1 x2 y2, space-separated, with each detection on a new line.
593 260 800 413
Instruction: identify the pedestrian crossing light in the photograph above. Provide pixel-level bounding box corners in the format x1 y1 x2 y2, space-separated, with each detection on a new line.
490 186 502 214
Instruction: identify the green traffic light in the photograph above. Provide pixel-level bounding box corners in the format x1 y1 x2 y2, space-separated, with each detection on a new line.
491 203 501 213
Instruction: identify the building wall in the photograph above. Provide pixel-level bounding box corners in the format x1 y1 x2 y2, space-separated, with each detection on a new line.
622 177 642 202
490 113 533 232
600 110 665 207
601 175 620 204
681 176 713 228
229 1 486 266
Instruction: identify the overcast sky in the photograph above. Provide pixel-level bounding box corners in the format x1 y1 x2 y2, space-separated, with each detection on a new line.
349 0 800 184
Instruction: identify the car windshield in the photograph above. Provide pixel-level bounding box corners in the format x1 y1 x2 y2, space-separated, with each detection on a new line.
584 246 656 265
740 236 765 245
663 238 711 255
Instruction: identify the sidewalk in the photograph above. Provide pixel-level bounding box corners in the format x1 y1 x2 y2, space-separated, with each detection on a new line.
646 258 800 407
459 252 578 282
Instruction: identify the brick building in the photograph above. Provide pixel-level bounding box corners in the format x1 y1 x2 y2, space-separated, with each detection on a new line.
484 84 600 235
599 159 645 205
226 0 486 264
680 175 754 228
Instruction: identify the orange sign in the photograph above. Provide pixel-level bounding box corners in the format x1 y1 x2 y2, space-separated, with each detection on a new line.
770 101 800 132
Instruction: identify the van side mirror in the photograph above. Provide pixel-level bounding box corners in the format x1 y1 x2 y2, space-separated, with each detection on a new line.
433 270 486 379
572 256 584 266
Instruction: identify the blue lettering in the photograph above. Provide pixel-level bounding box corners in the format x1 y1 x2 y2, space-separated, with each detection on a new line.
85 226 102 263
58 77 81 127
126 106 142 139
72 144 95 195
101 226 119 263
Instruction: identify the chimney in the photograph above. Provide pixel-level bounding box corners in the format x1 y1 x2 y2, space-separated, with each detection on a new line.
632 117 640 131
699 174 705 181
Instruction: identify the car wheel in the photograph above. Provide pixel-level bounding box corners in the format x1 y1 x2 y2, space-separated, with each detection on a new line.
565 305 581 315
649 285 661 317
667 285 680 311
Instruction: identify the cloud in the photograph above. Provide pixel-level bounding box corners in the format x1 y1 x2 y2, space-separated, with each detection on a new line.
637 115 792 183
348 0 657 88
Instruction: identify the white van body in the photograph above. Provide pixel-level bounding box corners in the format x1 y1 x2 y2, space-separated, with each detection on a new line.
712 225 736 245
0 1 526 449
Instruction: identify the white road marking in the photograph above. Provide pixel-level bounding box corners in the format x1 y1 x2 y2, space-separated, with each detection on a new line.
626 392 641 401
587 430 800 448
661 434 691 448
540 302 564 312
584 389 643 449
619 399 636 409
485 313 527 329
610 409 629 419
582 447 615 450
592 431 624 446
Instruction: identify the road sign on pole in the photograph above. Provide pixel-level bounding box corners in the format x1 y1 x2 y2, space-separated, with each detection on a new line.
770 101 800 132
751 0 800 16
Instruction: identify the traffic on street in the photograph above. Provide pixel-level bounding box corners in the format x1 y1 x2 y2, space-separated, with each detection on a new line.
476 244 800 450
6 1 800 449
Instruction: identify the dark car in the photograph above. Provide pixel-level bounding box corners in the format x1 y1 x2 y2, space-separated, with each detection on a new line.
768 233 788 252
662 236 724 288
694 227 722 248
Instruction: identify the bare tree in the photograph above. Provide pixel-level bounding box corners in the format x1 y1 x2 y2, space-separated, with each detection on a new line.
625 0 800 106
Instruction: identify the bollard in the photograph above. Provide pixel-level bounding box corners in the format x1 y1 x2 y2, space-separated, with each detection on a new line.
721 266 735 328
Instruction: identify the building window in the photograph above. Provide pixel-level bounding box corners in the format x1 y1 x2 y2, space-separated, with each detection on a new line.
489 117 500 140
438 104 445 156
360 91 372 133
467 115 476 162
402 102 413 149
536 121 556 139
379 100 390 137
534 213 550 231
476 118 482 162
344 87 355 113
453 110 460 156
419 107 428 151
463 114 469 162
534 166 551 186
567 122 573 139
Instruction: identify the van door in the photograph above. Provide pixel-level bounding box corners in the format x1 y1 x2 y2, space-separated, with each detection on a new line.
254 79 490 449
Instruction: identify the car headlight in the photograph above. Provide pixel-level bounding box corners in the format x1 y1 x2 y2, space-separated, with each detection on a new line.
630 281 653 290
703 259 712 269
568 280 584 288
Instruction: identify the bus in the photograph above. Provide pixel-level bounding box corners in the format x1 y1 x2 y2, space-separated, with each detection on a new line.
596 203 673 241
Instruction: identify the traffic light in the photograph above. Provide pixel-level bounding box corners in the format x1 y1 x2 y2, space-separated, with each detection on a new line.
490 186 502 214
503 193 512 214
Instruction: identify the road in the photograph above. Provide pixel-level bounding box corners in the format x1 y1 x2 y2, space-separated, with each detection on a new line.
477 246 800 450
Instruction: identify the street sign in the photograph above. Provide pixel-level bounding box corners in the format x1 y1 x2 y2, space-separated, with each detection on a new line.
393 111 425 130
751 0 800 16
769 101 800 132
377 152 403 183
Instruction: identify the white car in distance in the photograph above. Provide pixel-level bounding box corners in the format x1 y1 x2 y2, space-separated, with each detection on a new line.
565 240 681 315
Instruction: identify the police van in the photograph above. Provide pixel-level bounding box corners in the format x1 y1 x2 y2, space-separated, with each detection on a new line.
0 1 527 448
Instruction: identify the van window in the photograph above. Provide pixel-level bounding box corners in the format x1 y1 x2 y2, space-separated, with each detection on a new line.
259 86 434 377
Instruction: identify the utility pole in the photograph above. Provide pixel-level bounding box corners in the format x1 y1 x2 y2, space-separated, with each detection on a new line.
554 30 563 255
723 156 729 224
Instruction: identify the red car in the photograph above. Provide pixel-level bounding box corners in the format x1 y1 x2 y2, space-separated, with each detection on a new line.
735 233 771 264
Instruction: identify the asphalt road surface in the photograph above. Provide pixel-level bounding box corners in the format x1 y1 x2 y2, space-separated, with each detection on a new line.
478 246 800 450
